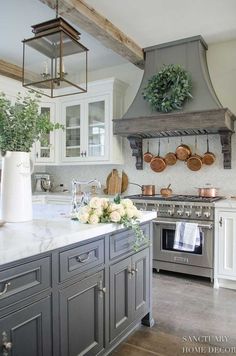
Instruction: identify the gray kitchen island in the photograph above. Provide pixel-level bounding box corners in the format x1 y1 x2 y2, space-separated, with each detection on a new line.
0 205 155 356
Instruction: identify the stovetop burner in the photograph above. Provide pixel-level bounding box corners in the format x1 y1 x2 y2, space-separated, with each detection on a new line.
126 194 224 203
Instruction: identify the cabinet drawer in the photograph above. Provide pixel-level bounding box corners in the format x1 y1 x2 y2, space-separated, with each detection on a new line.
110 224 149 260
0 257 51 310
59 239 105 282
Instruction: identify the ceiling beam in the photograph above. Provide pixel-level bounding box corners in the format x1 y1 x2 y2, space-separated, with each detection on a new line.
0 59 22 82
38 0 144 69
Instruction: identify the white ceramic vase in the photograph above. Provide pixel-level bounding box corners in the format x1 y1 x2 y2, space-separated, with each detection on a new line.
1 151 33 222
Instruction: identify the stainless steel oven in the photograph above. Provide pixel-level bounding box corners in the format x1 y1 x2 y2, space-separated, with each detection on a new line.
153 218 214 281
126 194 222 281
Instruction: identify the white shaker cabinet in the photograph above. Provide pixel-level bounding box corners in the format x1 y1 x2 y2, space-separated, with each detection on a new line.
59 78 126 165
214 208 236 289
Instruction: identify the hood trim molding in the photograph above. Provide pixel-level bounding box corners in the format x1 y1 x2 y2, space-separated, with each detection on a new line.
113 108 235 170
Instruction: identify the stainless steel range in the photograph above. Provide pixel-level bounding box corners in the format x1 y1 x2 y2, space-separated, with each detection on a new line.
127 194 223 281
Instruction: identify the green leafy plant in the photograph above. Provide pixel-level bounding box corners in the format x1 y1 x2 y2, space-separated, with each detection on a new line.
72 195 149 251
142 64 193 113
0 91 63 154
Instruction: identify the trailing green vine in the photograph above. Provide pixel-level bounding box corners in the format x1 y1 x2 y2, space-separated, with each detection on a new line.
142 64 193 113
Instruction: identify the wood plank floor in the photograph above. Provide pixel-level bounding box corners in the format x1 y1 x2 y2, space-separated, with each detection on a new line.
112 272 236 355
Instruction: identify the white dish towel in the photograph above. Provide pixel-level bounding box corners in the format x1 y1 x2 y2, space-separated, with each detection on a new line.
173 222 201 252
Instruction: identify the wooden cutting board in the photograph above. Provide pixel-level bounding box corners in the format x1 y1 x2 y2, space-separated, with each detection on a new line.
104 170 128 195
107 169 121 195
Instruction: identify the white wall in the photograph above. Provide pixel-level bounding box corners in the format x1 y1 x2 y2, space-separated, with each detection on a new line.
46 39 236 197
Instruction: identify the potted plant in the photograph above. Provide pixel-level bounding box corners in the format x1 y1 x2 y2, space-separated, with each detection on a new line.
0 91 63 222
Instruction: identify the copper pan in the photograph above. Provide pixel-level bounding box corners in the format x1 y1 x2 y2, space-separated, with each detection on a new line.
175 139 192 161
165 138 177 166
187 137 202 171
150 140 166 173
143 141 153 163
197 186 218 198
202 135 216 166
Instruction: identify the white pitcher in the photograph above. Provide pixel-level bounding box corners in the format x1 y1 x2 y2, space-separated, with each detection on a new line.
1 151 34 222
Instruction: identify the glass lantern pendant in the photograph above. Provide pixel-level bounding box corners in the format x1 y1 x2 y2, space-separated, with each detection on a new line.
22 4 88 98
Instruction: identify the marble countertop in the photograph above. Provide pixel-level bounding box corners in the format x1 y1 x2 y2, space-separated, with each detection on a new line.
214 198 236 209
0 205 156 266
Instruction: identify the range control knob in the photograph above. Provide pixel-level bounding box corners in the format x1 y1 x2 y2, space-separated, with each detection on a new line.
167 209 174 216
195 210 202 218
185 211 191 217
203 211 211 218
177 209 183 216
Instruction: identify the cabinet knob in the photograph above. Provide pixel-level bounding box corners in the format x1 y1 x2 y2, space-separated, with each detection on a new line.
128 267 135 276
2 331 12 356
0 282 11 297
97 287 106 293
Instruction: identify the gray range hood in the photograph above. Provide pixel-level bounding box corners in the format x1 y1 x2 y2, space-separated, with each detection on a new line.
113 36 236 169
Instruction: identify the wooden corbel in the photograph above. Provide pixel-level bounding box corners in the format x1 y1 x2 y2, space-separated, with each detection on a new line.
219 131 233 169
127 136 143 170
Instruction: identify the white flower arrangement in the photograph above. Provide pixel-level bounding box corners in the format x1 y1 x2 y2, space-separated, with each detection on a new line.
72 195 148 250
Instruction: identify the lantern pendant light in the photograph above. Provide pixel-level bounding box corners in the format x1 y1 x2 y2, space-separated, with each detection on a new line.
22 0 88 98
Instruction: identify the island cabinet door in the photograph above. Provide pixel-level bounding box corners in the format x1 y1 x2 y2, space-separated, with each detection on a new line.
109 257 133 341
132 248 150 321
59 271 104 356
0 296 52 356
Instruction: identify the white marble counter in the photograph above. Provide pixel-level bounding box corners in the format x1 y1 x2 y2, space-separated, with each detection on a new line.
214 198 236 209
0 205 156 266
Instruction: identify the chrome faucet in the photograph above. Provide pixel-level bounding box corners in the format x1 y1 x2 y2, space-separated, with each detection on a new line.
71 179 101 213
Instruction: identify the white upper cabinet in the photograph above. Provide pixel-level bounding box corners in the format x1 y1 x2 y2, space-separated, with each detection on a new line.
59 78 126 165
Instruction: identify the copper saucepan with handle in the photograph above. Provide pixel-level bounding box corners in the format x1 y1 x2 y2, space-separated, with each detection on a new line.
129 182 155 196
187 136 202 171
165 138 177 166
143 141 153 163
150 139 166 172
202 135 216 166
175 137 192 161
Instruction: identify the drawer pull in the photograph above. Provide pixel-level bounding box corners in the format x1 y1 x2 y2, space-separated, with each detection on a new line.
2 331 13 354
128 266 135 276
0 282 11 296
76 252 91 263
97 287 106 293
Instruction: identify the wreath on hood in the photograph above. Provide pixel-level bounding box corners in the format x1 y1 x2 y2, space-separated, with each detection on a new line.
142 64 193 113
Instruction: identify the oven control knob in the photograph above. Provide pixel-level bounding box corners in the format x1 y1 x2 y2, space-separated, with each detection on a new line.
167 209 174 216
195 211 202 218
204 211 211 218
185 211 191 217
177 209 183 216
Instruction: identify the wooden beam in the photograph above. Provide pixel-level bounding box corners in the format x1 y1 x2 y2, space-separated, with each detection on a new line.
38 0 144 69
0 59 22 82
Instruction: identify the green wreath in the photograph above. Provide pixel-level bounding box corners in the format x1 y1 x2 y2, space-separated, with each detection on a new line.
142 64 193 113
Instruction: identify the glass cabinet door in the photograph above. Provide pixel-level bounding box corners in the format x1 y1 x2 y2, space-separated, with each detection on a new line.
35 104 55 163
88 100 105 158
65 104 81 158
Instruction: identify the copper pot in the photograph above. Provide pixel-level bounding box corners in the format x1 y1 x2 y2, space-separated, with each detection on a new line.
197 187 218 197
160 184 172 197
129 183 155 196
143 141 153 163
202 135 216 166
175 143 192 161
150 140 166 173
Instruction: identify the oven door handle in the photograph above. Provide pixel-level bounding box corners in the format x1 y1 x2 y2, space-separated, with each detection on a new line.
153 220 213 230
